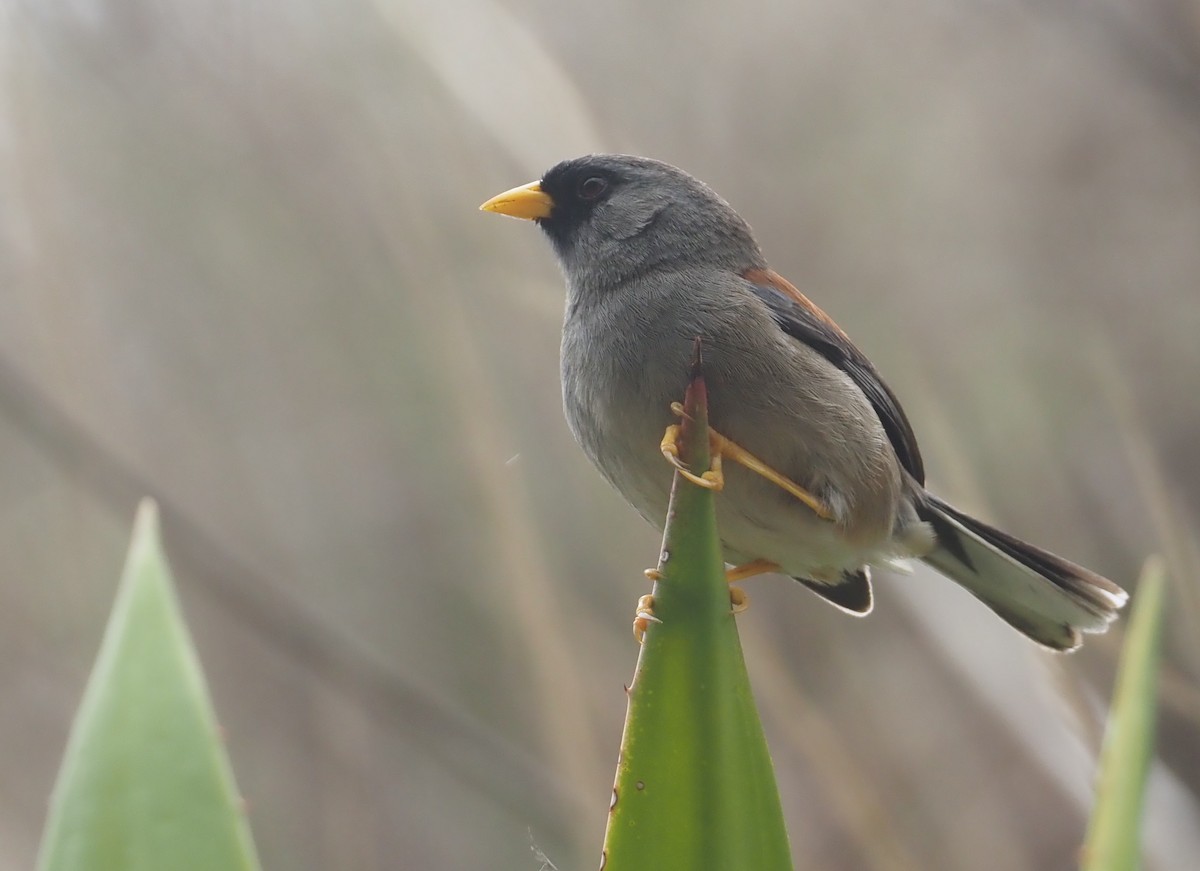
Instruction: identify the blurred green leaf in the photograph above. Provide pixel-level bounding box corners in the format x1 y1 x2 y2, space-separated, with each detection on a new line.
1082 557 1167 871
37 500 262 871
601 367 793 870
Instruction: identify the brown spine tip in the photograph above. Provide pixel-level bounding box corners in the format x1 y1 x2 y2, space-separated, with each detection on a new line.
662 335 712 482
679 337 709 459
689 335 705 377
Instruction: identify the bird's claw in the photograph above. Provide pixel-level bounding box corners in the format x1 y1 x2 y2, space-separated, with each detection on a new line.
633 594 661 643
661 425 726 491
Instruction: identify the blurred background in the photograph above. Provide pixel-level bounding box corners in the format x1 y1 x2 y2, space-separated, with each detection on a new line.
3 0 1200 868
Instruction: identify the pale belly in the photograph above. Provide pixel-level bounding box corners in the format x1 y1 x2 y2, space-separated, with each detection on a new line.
598 428 912 581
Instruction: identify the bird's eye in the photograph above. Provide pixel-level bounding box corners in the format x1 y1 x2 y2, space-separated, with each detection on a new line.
578 176 608 200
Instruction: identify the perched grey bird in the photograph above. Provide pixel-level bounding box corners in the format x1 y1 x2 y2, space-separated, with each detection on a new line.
481 154 1126 650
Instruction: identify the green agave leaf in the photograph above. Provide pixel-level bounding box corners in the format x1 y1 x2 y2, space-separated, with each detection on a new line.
38 499 262 871
601 363 793 871
1082 557 1167 871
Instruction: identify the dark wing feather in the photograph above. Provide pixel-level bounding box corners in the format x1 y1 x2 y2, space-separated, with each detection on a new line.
794 567 874 615
743 268 925 484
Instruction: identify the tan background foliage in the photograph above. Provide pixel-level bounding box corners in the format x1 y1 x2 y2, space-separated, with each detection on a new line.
2 0 1199 868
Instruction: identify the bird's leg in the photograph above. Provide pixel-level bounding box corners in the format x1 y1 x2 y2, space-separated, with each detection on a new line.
724 559 779 616
660 402 835 521
725 558 779 583
661 423 723 489
636 560 775 640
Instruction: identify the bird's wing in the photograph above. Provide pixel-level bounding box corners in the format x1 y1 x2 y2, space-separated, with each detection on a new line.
742 267 925 484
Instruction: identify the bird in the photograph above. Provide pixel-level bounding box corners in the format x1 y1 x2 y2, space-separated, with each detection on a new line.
480 154 1127 651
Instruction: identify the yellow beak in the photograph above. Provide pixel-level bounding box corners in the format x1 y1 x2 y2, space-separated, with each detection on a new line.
479 181 554 221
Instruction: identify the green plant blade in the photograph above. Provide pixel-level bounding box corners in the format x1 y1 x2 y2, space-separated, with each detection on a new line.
37 499 262 871
601 363 794 871
1082 557 1167 871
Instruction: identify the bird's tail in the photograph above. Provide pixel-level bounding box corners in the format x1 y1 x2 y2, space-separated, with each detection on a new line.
917 494 1128 651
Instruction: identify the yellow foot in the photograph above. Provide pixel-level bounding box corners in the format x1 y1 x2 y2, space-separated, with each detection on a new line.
660 402 835 521
643 568 662 582
633 594 661 644
726 559 776 614
725 558 780 583
660 423 724 490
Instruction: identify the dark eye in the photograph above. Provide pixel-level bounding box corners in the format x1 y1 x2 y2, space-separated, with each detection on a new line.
578 176 608 200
